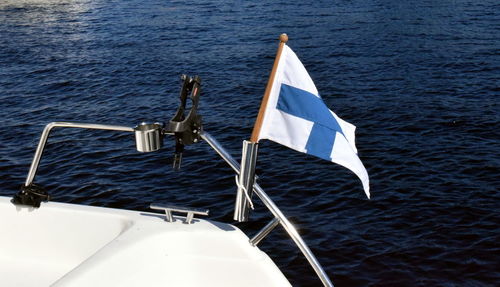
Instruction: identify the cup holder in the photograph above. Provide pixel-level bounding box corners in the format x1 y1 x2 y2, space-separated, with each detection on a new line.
134 122 163 152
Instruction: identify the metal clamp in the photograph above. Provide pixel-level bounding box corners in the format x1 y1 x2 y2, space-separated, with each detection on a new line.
150 203 209 224
165 75 203 170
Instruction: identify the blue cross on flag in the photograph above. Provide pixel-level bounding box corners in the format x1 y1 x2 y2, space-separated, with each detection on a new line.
257 44 370 198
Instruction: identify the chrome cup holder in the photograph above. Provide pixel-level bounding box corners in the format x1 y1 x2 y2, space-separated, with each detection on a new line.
134 122 163 152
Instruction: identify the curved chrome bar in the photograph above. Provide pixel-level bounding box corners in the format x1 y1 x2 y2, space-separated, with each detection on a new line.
22 125 333 286
25 122 134 187
201 131 334 287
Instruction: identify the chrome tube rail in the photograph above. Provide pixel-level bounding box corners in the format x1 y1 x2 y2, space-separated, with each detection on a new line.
201 131 334 287
25 122 135 187
21 122 333 286
250 217 280 246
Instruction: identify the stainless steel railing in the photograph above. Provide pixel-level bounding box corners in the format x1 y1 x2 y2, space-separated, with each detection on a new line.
24 122 135 187
19 122 334 287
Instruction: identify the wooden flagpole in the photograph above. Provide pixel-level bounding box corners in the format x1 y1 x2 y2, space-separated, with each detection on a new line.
250 33 288 143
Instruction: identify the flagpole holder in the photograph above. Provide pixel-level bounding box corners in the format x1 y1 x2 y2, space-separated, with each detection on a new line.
233 140 258 222
202 131 334 287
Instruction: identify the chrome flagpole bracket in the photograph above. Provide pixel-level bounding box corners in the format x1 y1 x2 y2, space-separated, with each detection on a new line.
233 140 258 222
202 131 334 287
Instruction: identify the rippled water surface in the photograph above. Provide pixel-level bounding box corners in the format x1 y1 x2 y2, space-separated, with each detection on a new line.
1 0 498 286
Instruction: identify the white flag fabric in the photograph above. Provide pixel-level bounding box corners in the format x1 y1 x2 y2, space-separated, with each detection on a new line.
258 45 370 198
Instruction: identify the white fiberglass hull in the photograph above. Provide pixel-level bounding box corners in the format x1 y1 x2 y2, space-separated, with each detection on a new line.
0 196 291 286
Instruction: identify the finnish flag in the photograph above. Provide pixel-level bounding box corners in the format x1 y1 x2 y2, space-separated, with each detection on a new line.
257 45 370 198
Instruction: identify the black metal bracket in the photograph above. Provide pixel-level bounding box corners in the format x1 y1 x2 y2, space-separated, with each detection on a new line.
165 75 203 170
12 184 50 208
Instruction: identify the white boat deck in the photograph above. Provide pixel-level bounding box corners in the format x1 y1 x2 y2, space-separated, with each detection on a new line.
0 196 291 286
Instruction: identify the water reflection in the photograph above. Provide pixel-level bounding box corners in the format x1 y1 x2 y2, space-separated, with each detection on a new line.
0 0 97 40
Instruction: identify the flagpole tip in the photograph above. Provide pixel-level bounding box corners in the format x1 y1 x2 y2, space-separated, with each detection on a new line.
279 34 288 43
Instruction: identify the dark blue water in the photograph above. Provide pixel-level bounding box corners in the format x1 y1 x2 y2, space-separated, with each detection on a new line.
1 0 498 286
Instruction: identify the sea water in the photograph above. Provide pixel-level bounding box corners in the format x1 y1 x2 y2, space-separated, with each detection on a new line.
0 0 498 285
